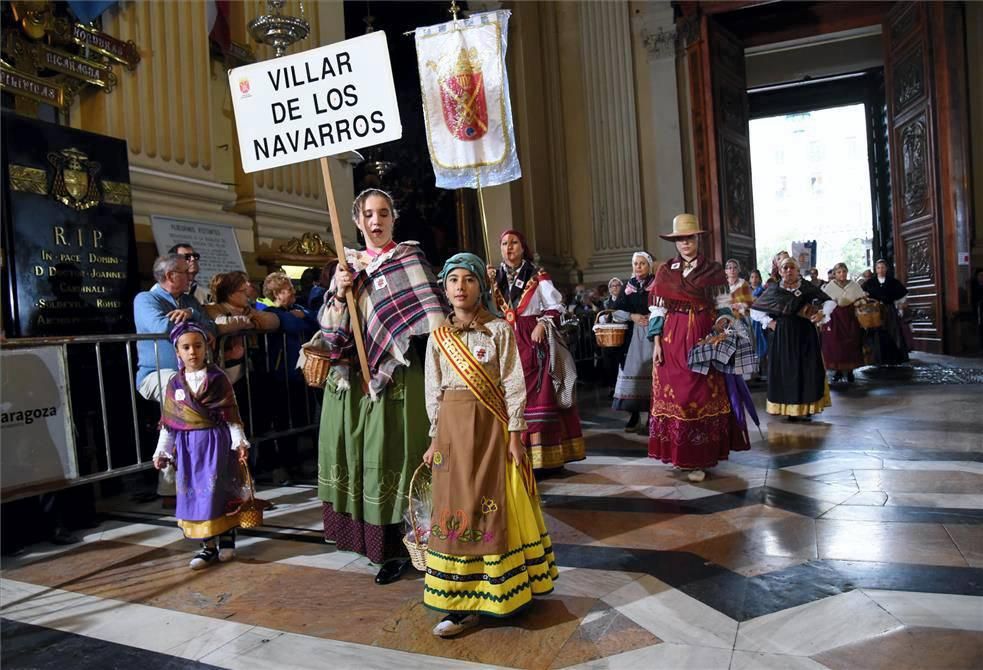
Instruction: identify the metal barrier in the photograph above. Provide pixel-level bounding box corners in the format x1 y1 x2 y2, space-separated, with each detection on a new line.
0 329 321 502
1 316 607 502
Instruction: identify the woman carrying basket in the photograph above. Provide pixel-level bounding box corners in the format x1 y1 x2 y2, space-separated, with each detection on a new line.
611 252 657 433
152 322 249 570
821 262 865 383
423 253 558 638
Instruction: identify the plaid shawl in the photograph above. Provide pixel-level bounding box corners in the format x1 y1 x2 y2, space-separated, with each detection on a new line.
320 242 449 397
687 320 758 377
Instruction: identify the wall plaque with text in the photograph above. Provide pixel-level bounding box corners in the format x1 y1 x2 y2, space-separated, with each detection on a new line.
1 111 138 337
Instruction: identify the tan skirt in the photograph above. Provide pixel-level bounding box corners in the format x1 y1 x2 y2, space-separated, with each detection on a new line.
428 390 508 556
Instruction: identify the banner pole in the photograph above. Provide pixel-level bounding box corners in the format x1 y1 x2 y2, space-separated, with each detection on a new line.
475 170 491 264
319 156 373 393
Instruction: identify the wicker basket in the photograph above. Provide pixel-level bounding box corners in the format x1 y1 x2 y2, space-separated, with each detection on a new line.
301 345 332 389
230 463 265 529
593 310 629 348
854 299 883 330
403 462 430 572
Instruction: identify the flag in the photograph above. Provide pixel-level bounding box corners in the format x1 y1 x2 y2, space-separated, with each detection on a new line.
67 1 117 24
414 10 521 189
207 0 231 55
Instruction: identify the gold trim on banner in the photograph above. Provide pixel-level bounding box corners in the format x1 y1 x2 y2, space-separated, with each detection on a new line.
8 165 49 195
100 180 132 207
417 15 511 170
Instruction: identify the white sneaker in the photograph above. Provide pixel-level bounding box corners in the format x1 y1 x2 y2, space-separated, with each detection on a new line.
687 469 706 483
189 547 218 570
432 614 480 638
218 548 236 563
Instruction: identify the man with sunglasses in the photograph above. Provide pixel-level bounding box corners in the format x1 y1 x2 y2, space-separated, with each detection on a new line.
169 243 209 304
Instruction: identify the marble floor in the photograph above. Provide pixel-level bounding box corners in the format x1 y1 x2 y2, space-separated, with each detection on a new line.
2 356 982 669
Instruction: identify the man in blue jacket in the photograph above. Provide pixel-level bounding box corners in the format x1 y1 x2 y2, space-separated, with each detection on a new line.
134 253 215 401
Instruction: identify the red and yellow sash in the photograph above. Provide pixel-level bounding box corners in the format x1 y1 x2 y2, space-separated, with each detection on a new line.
494 272 544 326
433 327 509 426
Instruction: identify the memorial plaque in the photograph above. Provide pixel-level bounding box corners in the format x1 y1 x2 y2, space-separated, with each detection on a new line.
1 111 138 337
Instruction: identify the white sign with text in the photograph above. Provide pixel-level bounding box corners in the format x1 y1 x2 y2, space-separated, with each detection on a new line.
229 31 402 173
150 216 246 289
1 347 78 491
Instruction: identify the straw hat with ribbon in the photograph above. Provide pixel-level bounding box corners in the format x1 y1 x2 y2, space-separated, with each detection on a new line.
659 213 707 241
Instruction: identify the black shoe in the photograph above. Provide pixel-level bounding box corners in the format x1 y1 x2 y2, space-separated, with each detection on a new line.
846 371 855 383
625 412 639 431
832 372 844 383
375 558 410 585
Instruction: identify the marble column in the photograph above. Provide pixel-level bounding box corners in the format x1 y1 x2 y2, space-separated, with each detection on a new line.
578 0 645 283
633 1 687 262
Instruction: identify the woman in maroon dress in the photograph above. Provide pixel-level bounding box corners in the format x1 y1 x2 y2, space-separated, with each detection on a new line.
647 214 748 483
491 230 585 471
820 262 865 383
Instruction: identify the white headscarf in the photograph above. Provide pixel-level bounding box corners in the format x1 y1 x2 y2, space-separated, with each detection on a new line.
631 251 654 271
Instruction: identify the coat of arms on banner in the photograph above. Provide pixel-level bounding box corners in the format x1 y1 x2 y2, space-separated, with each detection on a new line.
414 10 521 189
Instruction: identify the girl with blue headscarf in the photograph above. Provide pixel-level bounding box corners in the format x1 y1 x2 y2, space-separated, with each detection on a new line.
421 253 558 637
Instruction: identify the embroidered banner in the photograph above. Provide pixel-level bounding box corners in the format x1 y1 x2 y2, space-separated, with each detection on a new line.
414 10 521 189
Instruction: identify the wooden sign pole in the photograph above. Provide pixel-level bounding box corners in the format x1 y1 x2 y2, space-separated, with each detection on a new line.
318 156 373 391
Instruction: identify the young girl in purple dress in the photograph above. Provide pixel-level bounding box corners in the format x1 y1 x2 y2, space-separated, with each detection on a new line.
153 322 249 570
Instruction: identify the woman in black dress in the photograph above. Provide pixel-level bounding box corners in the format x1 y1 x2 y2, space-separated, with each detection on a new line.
864 259 911 365
751 257 834 421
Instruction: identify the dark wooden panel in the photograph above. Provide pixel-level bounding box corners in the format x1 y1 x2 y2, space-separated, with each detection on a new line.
884 1 943 352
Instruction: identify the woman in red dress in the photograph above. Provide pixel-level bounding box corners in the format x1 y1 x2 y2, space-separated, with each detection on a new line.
820 262 865 383
647 215 748 483
491 230 585 471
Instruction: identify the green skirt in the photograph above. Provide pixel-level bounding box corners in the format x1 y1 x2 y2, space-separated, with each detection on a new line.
317 359 429 526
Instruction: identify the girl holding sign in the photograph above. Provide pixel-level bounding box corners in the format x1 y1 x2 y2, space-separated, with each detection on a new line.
314 188 447 585
422 253 557 637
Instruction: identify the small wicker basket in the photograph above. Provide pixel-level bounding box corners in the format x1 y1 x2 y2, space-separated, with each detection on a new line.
231 462 265 529
403 462 430 572
854 299 883 330
301 345 332 389
593 309 629 348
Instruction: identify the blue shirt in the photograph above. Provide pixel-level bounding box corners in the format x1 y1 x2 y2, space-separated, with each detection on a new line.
133 284 215 386
265 304 318 383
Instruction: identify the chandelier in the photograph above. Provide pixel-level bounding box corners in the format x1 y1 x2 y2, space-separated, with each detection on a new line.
248 0 310 58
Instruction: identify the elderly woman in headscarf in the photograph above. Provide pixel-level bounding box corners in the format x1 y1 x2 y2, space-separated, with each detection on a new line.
863 259 911 365
422 252 557 637
610 251 656 433
604 277 624 309
766 250 791 285
821 262 866 383
751 256 835 421
490 229 585 471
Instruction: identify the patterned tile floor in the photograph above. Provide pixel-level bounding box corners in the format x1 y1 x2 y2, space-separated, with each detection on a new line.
3 356 982 669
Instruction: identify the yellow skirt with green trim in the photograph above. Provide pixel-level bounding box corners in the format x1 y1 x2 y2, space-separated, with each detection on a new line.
424 460 558 617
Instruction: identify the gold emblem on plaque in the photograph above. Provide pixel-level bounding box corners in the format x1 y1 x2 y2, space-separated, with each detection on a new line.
47 147 101 211
279 232 334 256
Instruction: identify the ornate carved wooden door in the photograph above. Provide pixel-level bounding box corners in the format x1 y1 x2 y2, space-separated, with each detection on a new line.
883 2 943 352
686 15 755 271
